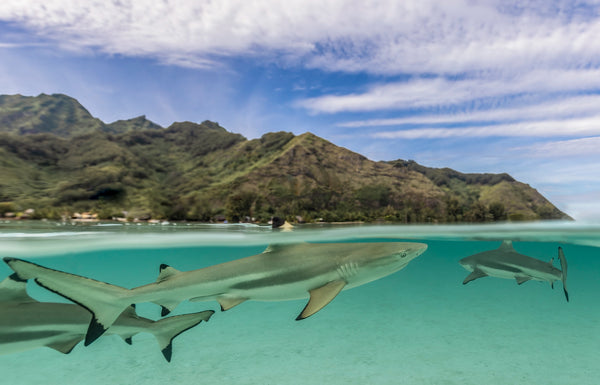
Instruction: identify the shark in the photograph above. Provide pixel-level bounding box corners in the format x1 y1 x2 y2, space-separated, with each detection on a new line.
0 274 214 361
4 241 427 346
459 241 568 301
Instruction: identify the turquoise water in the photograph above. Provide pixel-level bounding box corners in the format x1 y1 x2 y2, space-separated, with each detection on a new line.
0 221 599 384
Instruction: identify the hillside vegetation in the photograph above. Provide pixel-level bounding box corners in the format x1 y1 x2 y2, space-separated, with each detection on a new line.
0 93 570 223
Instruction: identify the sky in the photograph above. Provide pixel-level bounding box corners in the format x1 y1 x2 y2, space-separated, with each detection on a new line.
1 0 600 220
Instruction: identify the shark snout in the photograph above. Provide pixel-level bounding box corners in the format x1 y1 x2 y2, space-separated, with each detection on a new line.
401 243 428 260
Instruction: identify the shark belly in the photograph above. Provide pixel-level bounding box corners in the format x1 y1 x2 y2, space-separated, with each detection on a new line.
517 267 559 283
477 264 558 283
223 270 343 302
478 265 523 280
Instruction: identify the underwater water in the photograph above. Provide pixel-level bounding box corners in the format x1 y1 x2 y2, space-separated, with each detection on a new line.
0 220 599 385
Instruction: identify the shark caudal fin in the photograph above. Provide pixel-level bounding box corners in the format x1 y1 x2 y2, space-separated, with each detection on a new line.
558 247 569 302
3 257 134 346
147 310 215 362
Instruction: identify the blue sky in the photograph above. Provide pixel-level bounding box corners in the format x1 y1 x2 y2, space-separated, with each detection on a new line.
1 0 600 220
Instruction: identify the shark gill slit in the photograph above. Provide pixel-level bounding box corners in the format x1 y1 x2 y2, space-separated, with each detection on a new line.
336 262 358 280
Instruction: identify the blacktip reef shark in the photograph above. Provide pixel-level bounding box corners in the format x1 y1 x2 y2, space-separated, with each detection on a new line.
459 241 568 301
4 241 427 345
0 274 214 361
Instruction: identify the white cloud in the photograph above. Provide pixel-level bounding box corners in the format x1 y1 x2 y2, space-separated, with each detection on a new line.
371 117 600 139
337 94 600 127
297 70 600 114
1 0 600 75
513 136 600 157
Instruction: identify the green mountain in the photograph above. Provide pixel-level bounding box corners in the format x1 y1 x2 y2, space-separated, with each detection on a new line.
0 94 570 222
0 94 105 137
105 115 163 134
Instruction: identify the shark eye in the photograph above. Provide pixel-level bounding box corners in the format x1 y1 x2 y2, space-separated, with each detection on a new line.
400 252 407 258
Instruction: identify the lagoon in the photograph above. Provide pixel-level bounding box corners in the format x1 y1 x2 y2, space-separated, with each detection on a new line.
0 221 598 385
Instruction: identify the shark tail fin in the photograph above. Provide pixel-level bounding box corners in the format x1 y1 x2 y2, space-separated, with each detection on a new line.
558 247 568 302
147 310 215 362
3 257 134 346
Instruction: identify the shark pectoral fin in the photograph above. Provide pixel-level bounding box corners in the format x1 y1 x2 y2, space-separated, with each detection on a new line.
217 297 247 311
462 269 487 285
515 276 531 285
47 337 82 354
296 280 346 321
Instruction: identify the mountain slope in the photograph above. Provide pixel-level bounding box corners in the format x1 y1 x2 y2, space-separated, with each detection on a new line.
0 94 105 137
105 115 163 134
0 94 570 222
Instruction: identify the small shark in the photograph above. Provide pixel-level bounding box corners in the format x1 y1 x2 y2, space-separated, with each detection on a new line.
0 274 214 361
459 241 568 301
5 241 427 345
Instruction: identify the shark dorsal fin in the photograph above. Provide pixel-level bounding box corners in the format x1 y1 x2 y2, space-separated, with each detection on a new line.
264 243 308 254
263 244 285 254
156 264 182 283
0 274 35 303
498 240 514 251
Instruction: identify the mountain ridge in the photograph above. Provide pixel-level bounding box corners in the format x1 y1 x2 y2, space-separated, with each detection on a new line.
0 93 570 222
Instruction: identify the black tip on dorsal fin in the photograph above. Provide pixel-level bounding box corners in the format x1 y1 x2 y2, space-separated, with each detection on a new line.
85 317 108 346
161 306 171 317
125 337 133 345
161 343 173 362
156 264 182 283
